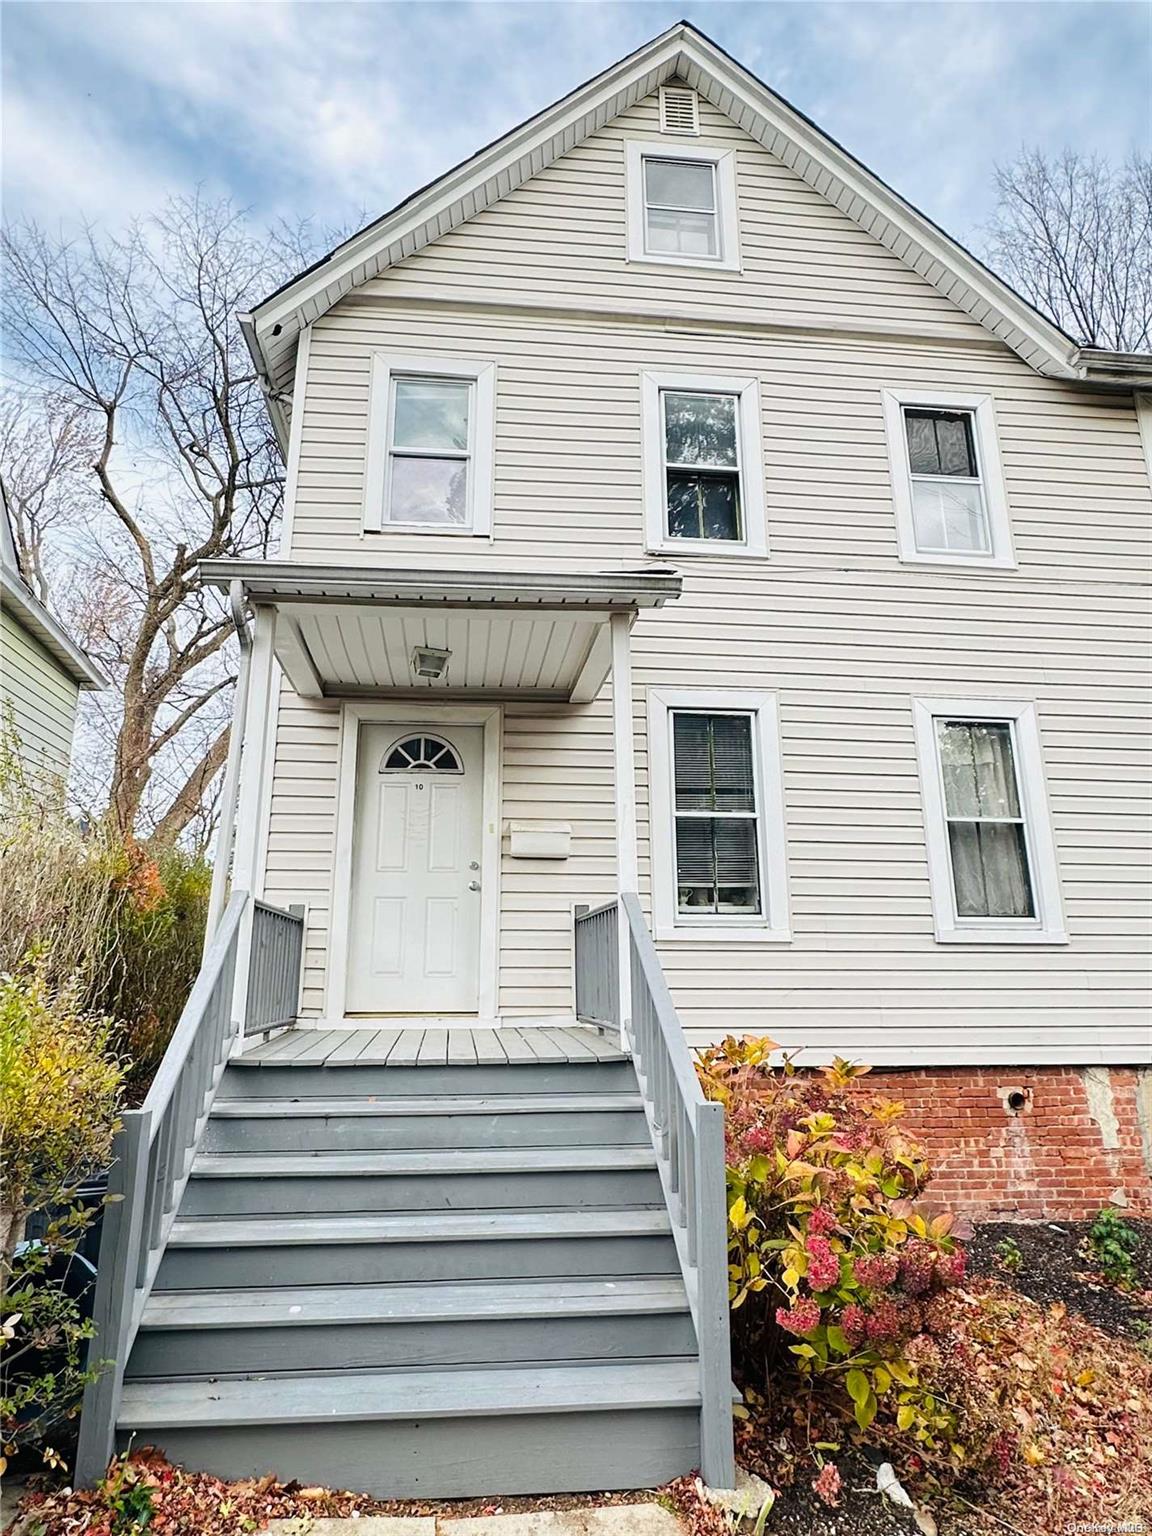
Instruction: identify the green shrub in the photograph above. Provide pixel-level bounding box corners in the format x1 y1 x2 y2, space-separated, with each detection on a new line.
696 1038 967 1461
0 967 125 1467
1086 1207 1141 1289
0 726 210 1096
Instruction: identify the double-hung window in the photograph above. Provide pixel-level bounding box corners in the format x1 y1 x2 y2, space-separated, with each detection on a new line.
625 142 739 271
648 689 790 941
364 355 496 535
882 388 1014 567
641 372 767 555
913 698 1066 944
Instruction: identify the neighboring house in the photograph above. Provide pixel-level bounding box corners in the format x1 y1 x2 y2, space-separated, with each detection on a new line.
0 494 105 775
77 22 1152 1505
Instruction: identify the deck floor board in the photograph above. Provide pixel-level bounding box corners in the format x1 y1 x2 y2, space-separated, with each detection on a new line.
241 1025 624 1067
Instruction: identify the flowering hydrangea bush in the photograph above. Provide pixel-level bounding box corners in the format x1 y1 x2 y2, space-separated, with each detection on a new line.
695 1037 967 1458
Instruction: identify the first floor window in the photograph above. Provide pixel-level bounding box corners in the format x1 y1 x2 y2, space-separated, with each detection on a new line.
912 698 1066 944
673 711 761 913
937 719 1033 918
364 355 496 535
648 688 790 941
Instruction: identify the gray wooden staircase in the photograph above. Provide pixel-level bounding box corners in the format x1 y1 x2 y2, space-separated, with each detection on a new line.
112 1027 706 1497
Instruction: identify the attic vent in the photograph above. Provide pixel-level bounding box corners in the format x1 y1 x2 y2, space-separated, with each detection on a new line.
659 85 699 136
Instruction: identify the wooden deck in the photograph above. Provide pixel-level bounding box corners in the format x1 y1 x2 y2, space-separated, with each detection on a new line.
241 1024 626 1067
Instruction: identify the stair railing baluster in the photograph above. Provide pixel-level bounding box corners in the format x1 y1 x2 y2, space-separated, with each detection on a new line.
573 893 734 1489
76 891 305 1487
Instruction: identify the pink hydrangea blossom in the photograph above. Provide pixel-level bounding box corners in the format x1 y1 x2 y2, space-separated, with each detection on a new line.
898 1240 937 1297
938 1246 967 1284
741 1125 773 1156
864 1298 903 1344
805 1235 841 1291
840 1303 867 1347
852 1253 899 1290
807 1205 837 1237
812 1461 842 1508
776 1297 822 1336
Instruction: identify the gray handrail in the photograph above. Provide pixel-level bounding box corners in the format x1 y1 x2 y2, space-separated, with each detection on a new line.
75 892 304 1485
574 894 734 1488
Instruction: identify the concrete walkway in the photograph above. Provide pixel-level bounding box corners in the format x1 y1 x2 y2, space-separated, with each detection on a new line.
261 1506 684 1534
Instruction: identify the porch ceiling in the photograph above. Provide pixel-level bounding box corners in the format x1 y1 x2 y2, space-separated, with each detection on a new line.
198 561 682 703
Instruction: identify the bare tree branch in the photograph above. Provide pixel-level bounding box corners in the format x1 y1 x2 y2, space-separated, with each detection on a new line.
984 149 1152 351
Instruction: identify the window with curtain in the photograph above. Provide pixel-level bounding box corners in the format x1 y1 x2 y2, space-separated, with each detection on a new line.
903 407 991 555
386 375 473 525
672 711 761 914
643 156 719 258
937 720 1035 919
662 390 742 541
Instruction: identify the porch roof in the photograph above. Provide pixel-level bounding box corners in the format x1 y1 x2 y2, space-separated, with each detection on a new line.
199 560 681 703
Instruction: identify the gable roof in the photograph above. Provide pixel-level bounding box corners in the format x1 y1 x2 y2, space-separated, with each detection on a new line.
243 19 1151 445
1 487 107 689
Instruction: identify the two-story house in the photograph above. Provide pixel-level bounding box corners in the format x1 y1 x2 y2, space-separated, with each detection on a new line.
77 22 1151 1504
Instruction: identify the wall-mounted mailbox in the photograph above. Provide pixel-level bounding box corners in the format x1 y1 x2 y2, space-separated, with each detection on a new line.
508 821 572 859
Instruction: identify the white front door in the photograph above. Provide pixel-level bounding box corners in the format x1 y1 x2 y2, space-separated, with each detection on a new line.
347 724 484 1014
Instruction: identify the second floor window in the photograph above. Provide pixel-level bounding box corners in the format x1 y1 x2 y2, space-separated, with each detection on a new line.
364 355 497 536
903 407 988 555
937 719 1034 919
882 387 1015 569
663 390 742 541
387 376 473 525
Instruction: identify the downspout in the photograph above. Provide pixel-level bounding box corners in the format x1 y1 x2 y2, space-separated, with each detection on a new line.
203 580 253 951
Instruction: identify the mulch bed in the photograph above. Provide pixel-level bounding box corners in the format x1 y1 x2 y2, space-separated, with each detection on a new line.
967 1217 1152 1340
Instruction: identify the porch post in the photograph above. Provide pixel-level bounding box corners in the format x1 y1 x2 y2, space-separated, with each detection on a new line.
610 611 637 1052
228 605 278 1050
204 582 252 949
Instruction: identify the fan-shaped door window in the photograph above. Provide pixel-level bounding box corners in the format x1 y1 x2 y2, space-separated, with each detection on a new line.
381 734 463 774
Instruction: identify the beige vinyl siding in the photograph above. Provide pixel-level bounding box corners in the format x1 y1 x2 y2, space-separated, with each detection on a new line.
0 607 79 777
258 85 1152 1063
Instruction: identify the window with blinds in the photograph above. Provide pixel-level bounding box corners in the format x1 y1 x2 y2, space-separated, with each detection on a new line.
937 720 1035 919
672 711 761 914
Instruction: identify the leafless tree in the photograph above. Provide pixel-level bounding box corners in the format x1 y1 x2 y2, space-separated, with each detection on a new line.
984 149 1152 351
0 389 99 602
2 197 306 844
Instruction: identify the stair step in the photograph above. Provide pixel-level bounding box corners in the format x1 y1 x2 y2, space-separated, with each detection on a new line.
204 1093 650 1152
193 1146 656 1177
156 1207 680 1290
140 1276 689 1330
118 1359 700 1429
217 1060 636 1100
167 1207 673 1247
210 1093 644 1116
128 1275 697 1376
115 1361 702 1496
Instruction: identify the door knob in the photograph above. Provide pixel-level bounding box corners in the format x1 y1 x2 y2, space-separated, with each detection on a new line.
468 880 481 892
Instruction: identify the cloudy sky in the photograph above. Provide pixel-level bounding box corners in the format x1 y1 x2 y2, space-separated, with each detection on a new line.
3 1 1149 252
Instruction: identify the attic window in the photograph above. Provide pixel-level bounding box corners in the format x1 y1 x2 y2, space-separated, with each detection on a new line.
660 85 699 136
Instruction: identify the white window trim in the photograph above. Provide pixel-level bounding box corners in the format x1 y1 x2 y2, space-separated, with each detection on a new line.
881 387 1015 569
648 687 791 942
912 697 1067 945
640 371 767 556
624 140 740 272
364 353 496 537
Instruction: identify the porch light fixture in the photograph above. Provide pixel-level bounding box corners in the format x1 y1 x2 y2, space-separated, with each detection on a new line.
411 645 452 680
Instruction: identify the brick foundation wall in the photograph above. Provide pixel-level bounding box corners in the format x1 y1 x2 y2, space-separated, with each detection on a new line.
862 1065 1152 1221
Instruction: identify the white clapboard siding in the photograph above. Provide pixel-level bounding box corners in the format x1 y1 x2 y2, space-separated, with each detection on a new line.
0 607 80 777
255 86 1152 1061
